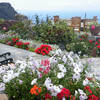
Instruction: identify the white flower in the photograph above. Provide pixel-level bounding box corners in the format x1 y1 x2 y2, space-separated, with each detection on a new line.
83 78 89 86
46 83 54 90
49 57 57 63
73 73 80 80
3 75 11 83
78 89 88 100
58 64 66 73
0 83 5 92
74 66 82 74
55 49 62 55
31 78 37 85
53 85 61 94
62 97 66 100
57 72 65 79
79 95 88 100
75 90 78 96
58 85 63 89
78 89 84 94
62 55 67 63
44 77 52 85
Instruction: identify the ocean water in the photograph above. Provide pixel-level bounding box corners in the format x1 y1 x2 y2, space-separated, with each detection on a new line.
17 10 100 23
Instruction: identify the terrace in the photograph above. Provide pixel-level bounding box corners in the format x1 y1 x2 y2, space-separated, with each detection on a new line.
0 15 100 99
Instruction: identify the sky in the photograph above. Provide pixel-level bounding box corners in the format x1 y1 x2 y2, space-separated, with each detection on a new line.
0 0 100 11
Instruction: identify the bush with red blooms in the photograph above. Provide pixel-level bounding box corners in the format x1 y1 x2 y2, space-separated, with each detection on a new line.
84 86 92 94
35 44 52 55
45 93 52 100
6 37 19 46
6 37 29 50
15 41 29 50
57 88 71 100
75 33 100 57
88 95 99 100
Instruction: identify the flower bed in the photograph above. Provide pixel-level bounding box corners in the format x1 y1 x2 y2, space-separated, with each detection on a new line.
0 50 100 100
6 37 30 50
66 33 100 57
0 35 57 56
35 44 52 55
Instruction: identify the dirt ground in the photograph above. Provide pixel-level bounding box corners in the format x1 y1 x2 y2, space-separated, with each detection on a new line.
0 94 8 100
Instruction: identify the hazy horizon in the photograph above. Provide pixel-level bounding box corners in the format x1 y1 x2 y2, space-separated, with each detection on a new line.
0 0 100 12
0 0 100 22
17 10 100 23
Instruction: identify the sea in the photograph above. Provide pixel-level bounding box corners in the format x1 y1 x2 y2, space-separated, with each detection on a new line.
17 10 100 23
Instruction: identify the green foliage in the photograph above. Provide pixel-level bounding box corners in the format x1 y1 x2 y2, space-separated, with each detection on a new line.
33 15 75 44
5 68 39 100
4 52 100 100
66 34 97 57
0 18 4 24
66 42 89 56
9 20 34 39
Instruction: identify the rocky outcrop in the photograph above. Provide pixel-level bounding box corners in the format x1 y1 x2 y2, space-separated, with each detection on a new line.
0 3 17 20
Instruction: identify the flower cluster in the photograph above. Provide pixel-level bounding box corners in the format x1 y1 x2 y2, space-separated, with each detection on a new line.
30 85 41 95
35 44 52 55
0 49 100 100
7 37 19 46
6 37 29 50
79 33 100 57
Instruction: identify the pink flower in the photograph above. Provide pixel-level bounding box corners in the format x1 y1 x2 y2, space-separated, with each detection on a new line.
91 25 95 30
38 73 42 78
2 27 7 30
89 40 92 43
97 45 100 48
95 41 98 45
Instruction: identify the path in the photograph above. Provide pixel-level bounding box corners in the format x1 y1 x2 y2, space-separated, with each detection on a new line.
0 43 49 62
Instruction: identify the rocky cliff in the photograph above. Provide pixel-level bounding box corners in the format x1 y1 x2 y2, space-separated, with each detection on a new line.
0 3 17 20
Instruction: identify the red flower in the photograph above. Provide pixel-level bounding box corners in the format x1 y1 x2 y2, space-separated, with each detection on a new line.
26 48 29 50
98 39 100 42
84 86 92 94
61 88 71 98
24 42 30 45
45 93 52 100
57 92 64 100
89 40 92 43
57 88 71 100
82 35 85 38
86 33 88 36
35 44 52 55
12 38 19 43
88 95 99 100
7 41 11 45
38 68 43 71
16 42 23 46
80 38 82 41
97 45 100 49
95 41 98 45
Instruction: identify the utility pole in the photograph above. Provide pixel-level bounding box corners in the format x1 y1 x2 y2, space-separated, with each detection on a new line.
84 12 87 32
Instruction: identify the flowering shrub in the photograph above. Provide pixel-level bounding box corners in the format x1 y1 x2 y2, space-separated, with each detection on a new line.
66 33 100 57
35 44 52 55
33 16 74 44
0 49 100 100
6 37 19 46
0 20 16 32
5 37 30 50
